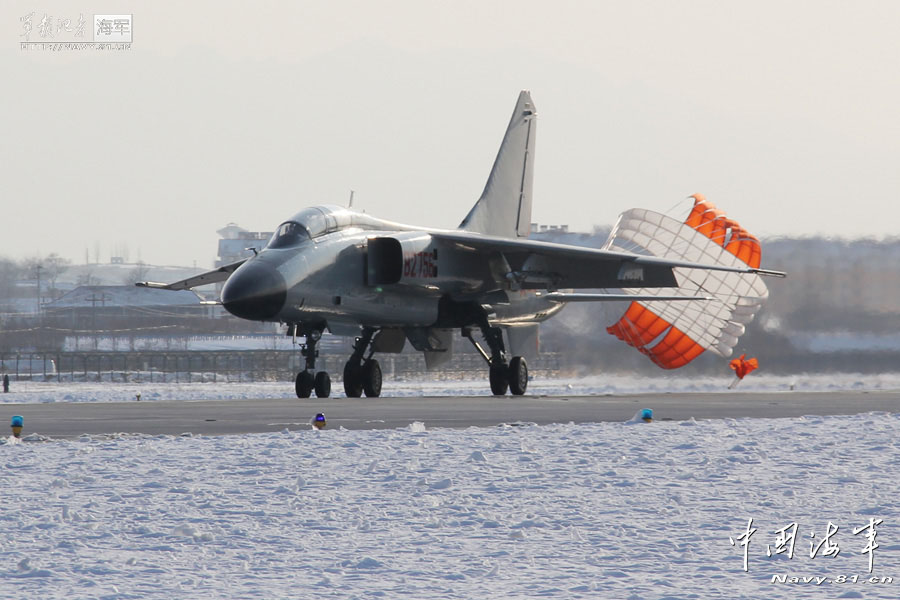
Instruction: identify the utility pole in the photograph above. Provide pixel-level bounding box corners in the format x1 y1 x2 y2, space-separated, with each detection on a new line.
35 264 42 317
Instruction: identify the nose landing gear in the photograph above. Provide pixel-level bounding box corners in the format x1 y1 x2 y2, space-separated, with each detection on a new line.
294 326 331 398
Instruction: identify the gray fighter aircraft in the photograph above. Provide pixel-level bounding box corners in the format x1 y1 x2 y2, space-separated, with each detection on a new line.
139 91 783 398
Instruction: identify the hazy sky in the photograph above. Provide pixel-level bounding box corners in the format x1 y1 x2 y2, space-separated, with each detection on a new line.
5 1 900 267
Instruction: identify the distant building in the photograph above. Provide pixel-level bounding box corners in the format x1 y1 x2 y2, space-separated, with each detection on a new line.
217 223 271 267
530 223 611 249
530 222 569 234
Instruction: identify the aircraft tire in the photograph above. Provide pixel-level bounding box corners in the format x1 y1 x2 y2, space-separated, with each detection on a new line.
489 363 509 396
363 359 382 398
343 361 363 398
314 371 331 398
508 356 528 396
295 370 315 398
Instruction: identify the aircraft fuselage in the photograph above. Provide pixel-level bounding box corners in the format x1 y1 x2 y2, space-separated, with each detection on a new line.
221 213 566 335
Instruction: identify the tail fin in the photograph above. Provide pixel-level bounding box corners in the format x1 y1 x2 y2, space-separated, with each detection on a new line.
458 91 536 238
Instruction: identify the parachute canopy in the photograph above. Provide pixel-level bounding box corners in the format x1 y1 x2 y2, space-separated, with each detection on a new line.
603 195 770 369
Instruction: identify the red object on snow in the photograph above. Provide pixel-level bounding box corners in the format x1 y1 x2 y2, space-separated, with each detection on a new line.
729 354 759 380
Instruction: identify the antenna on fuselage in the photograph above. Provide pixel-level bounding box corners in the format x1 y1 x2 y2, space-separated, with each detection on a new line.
348 190 355 208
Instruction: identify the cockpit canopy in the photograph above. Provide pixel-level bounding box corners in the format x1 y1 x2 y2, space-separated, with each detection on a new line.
267 221 310 249
265 205 385 249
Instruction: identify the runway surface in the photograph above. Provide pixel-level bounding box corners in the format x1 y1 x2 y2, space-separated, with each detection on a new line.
4 390 900 438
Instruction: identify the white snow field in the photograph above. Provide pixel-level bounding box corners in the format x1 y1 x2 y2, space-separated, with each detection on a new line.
2 377 900 598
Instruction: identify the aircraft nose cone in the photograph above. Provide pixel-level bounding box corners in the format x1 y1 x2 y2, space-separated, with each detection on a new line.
221 261 287 321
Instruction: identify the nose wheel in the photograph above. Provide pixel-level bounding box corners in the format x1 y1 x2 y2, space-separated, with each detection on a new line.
314 371 331 397
293 325 332 398
295 369 332 398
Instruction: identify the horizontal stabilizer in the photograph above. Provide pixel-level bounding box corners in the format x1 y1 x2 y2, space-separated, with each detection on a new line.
429 230 770 291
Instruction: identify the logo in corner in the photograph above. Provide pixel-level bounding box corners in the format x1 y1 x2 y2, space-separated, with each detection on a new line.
94 14 132 42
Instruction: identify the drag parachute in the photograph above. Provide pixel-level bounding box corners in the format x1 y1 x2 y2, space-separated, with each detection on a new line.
603 194 769 369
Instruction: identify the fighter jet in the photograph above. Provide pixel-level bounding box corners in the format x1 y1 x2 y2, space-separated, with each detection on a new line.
139 91 783 398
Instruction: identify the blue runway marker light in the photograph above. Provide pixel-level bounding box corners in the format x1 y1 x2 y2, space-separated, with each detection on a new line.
641 409 653 423
313 413 327 430
11 415 23 437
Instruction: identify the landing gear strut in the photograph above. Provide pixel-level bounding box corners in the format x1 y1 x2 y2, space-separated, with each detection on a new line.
463 324 528 396
343 327 382 398
294 326 331 398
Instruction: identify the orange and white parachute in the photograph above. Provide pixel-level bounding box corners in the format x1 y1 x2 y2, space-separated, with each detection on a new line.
603 194 769 369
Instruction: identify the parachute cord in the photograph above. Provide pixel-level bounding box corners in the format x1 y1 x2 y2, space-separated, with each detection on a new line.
662 197 693 222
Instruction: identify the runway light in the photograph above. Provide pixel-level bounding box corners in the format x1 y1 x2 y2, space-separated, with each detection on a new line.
11 415 23 438
641 409 653 423
312 413 327 430
136 392 142 401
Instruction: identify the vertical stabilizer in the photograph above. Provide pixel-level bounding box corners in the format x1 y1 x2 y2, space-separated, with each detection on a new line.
458 91 536 238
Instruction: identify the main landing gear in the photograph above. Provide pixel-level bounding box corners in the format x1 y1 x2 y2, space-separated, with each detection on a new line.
343 327 382 398
292 325 383 398
294 327 331 398
463 324 528 396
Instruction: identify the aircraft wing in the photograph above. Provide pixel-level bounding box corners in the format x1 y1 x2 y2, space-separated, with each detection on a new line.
430 231 784 290
136 258 248 291
541 292 712 302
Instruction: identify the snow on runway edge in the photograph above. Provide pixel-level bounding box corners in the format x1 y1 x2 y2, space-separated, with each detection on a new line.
4 371 900 405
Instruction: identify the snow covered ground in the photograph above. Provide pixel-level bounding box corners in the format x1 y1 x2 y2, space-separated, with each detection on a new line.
2 377 899 598
3 414 899 599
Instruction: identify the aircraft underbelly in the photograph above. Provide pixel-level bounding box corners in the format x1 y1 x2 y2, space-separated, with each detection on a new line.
280 286 440 327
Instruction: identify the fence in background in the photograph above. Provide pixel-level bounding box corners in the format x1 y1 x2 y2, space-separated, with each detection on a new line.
0 351 563 383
